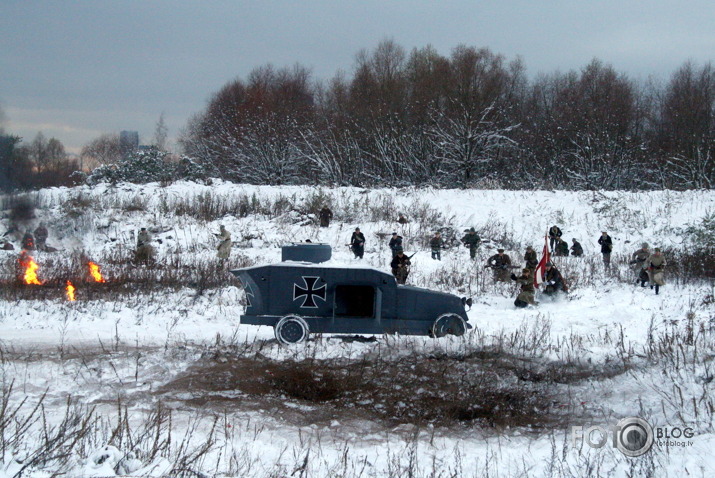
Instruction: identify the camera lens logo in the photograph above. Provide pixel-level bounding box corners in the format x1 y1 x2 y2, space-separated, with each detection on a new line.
616 417 654 457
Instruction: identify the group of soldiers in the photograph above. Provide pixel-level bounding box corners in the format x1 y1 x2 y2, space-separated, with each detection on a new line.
218 206 670 301
483 224 667 307
629 243 667 295
1 223 51 252
134 224 233 265
483 245 567 308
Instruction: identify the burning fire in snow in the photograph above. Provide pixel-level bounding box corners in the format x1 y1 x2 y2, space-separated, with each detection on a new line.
66 281 76 301
88 262 106 282
19 252 42 285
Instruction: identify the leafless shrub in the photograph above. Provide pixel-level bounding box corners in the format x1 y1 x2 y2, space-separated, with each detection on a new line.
0 383 97 477
61 192 93 218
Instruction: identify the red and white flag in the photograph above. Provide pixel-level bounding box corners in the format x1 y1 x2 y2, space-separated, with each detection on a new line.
534 234 550 288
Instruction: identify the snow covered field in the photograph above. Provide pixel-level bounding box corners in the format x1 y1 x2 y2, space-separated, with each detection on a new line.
1 181 714 477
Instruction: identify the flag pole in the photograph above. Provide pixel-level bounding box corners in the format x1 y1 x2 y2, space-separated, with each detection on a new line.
534 229 550 288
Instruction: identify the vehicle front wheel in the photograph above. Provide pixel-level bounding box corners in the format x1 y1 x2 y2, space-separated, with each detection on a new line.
431 313 467 338
274 315 310 345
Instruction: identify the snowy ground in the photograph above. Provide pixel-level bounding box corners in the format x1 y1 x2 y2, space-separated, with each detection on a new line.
1 181 714 477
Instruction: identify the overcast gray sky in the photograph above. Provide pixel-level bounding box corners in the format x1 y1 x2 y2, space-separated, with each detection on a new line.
1 0 713 154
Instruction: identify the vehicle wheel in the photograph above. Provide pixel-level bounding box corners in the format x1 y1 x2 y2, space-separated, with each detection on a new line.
274 315 310 345
432 313 467 338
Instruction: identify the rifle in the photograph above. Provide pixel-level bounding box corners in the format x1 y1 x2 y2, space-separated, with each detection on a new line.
484 264 520 270
392 252 415 270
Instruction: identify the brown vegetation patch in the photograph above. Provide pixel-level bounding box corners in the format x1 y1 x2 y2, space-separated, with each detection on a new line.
157 348 625 431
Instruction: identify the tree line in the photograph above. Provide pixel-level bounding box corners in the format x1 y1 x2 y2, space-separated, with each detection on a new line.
0 128 79 192
2 40 714 192
180 40 715 190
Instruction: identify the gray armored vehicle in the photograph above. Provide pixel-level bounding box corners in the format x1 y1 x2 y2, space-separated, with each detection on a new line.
231 243 472 344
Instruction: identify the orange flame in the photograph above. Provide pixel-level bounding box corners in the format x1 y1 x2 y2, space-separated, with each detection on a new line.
19 252 42 285
66 281 76 301
88 262 106 283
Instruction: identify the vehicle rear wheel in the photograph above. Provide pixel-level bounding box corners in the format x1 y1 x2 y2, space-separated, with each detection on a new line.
432 313 467 338
274 315 310 345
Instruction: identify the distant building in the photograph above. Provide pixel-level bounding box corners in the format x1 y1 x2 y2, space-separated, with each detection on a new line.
119 130 139 156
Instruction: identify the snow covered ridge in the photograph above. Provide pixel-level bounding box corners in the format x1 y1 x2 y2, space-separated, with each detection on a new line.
1 181 715 477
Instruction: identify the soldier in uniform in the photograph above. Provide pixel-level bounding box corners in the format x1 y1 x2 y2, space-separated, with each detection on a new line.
570 238 583 257
34 223 48 251
548 225 563 252
216 225 232 260
543 262 568 296
397 214 409 224
319 206 333 228
135 227 155 264
430 231 444 261
511 268 537 308
350 227 365 259
598 231 613 270
21 230 35 251
647 248 667 295
554 238 569 256
485 248 512 282
524 246 538 270
389 232 403 258
630 243 650 287
461 227 481 260
390 249 411 284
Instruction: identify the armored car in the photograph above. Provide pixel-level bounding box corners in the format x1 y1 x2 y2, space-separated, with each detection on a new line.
231 243 472 344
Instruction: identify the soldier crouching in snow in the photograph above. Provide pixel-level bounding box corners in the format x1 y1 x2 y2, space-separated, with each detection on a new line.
21 230 35 251
543 262 568 296
511 268 537 308
215 225 232 261
554 238 569 256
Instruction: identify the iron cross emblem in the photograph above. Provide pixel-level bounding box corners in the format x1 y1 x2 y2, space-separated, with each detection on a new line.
293 276 326 308
240 279 255 307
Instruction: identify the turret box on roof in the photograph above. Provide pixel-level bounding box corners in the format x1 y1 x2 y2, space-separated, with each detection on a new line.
281 243 331 263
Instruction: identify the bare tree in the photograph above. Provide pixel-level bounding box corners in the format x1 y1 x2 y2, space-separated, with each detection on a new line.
0 134 33 191
182 64 315 183
29 132 49 173
666 146 715 189
80 133 122 169
153 112 168 151
430 103 517 186
301 127 365 185
657 61 715 155
46 137 66 171
176 40 715 190
561 132 645 189
653 61 715 188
